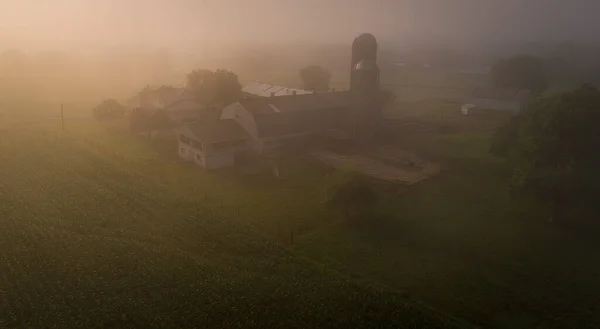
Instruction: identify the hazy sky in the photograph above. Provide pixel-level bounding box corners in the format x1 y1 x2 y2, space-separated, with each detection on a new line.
1 0 599 50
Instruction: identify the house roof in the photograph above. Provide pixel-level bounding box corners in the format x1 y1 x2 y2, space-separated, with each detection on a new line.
182 119 250 143
238 91 351 116
242 82 313 97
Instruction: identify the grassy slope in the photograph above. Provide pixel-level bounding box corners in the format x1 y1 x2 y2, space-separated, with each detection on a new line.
295 106 600 328
0 127 462 328
58 107 600 328
10 98 600 328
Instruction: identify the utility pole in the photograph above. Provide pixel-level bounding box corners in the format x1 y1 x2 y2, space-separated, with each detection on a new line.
61 104 65 131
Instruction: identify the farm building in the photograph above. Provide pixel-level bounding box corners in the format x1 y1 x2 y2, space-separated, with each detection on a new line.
179 33 382 170
242 82 313 98
178 92 351 169
178 119 251 169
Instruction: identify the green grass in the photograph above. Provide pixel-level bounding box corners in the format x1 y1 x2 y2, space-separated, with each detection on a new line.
7 97 600 328
68 117 600 328
295 132 600 328
0 126 465 328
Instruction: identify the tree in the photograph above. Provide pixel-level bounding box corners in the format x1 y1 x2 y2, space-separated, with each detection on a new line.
300 65 331 92
93 99 126 120
186 69 241 105
491 55 548 94
492 84 600 223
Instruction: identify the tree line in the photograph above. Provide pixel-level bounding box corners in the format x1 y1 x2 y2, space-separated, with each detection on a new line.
489 51 600 227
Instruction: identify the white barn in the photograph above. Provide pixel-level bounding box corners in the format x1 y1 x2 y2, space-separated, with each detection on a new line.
178 120 251 169
178 92 351 169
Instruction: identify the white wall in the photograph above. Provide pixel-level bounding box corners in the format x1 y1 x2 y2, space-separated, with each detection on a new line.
205 140 250 155
178 133 206 168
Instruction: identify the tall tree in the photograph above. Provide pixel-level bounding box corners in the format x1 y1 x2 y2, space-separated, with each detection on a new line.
492 84 600 223
186 69 241 105
491 55 548 94
300 65 331 92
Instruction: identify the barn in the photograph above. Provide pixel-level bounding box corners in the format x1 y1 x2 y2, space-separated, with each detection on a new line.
178 92 351 169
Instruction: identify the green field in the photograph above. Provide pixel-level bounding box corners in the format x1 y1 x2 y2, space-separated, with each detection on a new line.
3 98 600 329
0 125 465 328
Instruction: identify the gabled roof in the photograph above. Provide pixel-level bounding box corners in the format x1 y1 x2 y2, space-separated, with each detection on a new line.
242 82 313 97
238 91 351 116
181 119 250 143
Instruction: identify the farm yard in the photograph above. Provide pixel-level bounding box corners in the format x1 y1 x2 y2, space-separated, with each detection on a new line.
2 95 600 329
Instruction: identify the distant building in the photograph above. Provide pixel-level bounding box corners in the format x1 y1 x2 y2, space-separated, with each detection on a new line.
242 82 313 98
465 88 532 112
178 92 350 169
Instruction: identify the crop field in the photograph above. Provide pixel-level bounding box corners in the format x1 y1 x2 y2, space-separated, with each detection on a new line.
5 95 600 329
0 125 467 328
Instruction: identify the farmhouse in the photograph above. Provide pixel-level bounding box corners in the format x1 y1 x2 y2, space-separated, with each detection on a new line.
178 91 351 169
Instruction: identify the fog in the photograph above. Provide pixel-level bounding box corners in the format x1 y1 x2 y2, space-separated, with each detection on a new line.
2 0 600 50
1 0 599 102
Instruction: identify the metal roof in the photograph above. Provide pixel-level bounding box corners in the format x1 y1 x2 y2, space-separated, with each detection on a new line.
237 91 351 116
242 82 313 97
